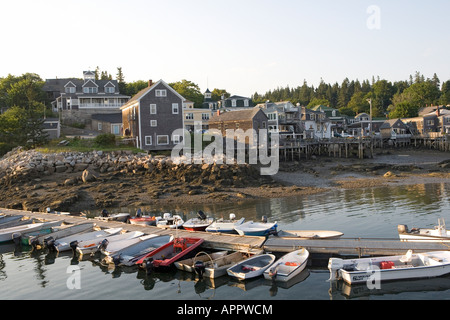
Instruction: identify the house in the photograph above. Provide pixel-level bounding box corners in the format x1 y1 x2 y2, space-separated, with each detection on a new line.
301 106 332 139
183 108 214 133
379 119 410 139
202 89 219 110
311 105 348 135
222 95 254 109
91 113 123 135
257 101 300 133
120 79 185 151
42 71 130 125
208 108 268 145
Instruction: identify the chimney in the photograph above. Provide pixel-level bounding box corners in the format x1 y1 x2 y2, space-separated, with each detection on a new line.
148 80 153 87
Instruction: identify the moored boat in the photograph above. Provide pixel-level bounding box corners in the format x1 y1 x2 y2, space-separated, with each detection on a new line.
182 211 213 231
227 253 276 280
129 215 157 226
398 218 450 242
328 250 450 284
156 213 184 229
275 230 344 239
234 217 277 236
50 227 123 252
75 231 145 256
94 210 130 223
31 222 95 249
0 215 24 228
205 214 245 234
0 221 62 243
263 248 309 282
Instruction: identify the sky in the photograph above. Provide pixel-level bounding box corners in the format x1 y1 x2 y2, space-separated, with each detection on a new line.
1 0 449 97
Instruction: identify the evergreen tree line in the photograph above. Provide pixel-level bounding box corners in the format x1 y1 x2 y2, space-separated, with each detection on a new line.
252 72 450 119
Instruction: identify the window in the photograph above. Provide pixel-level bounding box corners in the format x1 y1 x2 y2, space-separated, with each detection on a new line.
150 104 157 114
202 113 210 120
244 99 249 107
231 99 237 107
150 120 157 127
262 121 266 129
145 136 152 145
157 135 169 145
172 103 179 114
65 87 75 93
111 124 120 135
172 135 180 144
98 123 102 131
105 87 115 93
185 113 193 120
155 89 167 97
83 87 98 94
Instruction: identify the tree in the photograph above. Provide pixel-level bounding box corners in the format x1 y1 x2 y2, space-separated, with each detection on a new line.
211 89 230 102
0 73 48 111
440 80 450 105
168 80 203 107
388 101 418 119
116 67 126 94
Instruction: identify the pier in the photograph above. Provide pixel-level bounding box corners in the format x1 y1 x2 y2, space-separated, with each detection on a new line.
2 208 449 258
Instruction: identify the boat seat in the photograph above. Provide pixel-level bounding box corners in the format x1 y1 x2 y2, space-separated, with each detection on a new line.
400 250 413 264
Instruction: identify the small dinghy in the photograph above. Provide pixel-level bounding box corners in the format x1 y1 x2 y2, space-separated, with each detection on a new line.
31 223 95 249
275 230 344 239
75 231 144 256
104 234 173 267
95 210 130 223
205 214 245 234
137 237 204 271
234 216 277 236
49 228 122 252
328 250 450 284
183 211 213 231
156 213 184 229
227 254 276 280
0 221 62 243
100 234 156 257
175 251 228 273
263 248 309 282
0 215 24 228
398 218 450 242
128 208 156 226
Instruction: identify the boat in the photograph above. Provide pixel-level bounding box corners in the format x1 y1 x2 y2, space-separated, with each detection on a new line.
45 207 85 217
30 222 95 249
175 250 252 279
104 234 173 266
94 210 130 223
50 227 123 252
75 231 144 256
227 253 276 280
263 248 309 282
234 216 277 236
328 250 450 285
100 234 157 256
398 218 450 242
182 211 213 231
275 230 344 239
0 221 63 243
156 213 184 229
129 215 157 226
0 217 34 229
205 214 245 233
136 237 204 271
0 215 24 228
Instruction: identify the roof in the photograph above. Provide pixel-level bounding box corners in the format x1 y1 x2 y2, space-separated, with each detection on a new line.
209 108 265 123
380 118 406 129
91 113 122 123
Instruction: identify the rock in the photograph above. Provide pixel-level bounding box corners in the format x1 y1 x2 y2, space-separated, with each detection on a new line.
81 169 99 183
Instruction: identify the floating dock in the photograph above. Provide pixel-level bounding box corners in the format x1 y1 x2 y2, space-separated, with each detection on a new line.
1 208 449 257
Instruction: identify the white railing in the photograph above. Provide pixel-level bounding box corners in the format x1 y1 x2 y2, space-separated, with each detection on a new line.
79 103 123 109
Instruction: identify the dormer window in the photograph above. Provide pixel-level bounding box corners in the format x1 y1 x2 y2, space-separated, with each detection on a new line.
65 87 76 93
83 87 98 94
105 87 115 93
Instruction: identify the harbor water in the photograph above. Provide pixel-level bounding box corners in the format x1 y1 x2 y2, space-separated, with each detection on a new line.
1 183 450 300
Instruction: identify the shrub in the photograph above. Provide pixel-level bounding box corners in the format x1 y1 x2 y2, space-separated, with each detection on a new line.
94 133 116 147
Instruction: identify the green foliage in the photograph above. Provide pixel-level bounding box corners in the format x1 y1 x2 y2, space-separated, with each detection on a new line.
388 101 418 119
94 133 116 147
169 80 204 107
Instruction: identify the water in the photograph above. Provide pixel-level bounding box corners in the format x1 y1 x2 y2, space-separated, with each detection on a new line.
1 183 450 300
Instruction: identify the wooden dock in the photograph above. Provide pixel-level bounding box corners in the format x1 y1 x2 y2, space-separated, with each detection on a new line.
2 208 449 257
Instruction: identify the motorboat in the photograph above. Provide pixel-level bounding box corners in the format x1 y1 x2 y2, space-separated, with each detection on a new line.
49 228 123 252
30 222 95 249
205 214 245 233
234 216 277 236
328 250 450 284
156 213 184 229
227 253 276 280
183 211 213 231
75 231 145 256
94 209 130 223
275 230 344 239
0 221 62 243
398 218 450 242
263 248 309 282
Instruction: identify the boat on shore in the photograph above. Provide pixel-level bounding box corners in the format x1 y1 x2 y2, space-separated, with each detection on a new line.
227 254 276 280
183 211 213 231
205 214 245 234
263 248 309 282
137 237 204 271
398 218 450 242
234 217 277 236
328 250 450 284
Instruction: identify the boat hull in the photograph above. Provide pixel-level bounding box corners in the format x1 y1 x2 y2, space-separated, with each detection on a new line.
263 248 309 282
234 221 277 236
183 218 214 232
227 254 276 280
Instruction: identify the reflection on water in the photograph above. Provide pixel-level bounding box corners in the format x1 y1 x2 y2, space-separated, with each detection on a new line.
1 183 450 300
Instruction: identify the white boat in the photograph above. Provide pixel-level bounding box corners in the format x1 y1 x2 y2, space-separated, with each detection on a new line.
0 215 24 228
95 210 130 222
104 234 173 266
234 217 277 236
33 223 95 248
176 251 252 279
156 213 184 229
75 231 144 256
183 211 213 231
0 221 62 243
276 230 344 239
328 250 450 284
227 254 276 280
100 234 158 256
398 218 450 242
51 228 123 252
263 248 309 282
205 214 245 233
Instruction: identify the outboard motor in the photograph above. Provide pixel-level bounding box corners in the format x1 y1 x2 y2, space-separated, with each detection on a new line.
98 239 109 251
30 237 41 250
143 258 154 275
261 215 268 223
70 240 79 253
101 209 109 217
44 236 57 252
229 213 236 221
12 233 21 246
112 254 122 266
136 208 142 218
197 210 207 220
397 224 409 234
194 260 206 278
327 258 344 281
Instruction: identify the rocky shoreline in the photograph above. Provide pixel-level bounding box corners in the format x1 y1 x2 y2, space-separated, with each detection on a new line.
1 147 450 214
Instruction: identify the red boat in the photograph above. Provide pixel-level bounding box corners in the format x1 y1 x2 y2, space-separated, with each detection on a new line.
136 237 204 270
129 216 156 226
